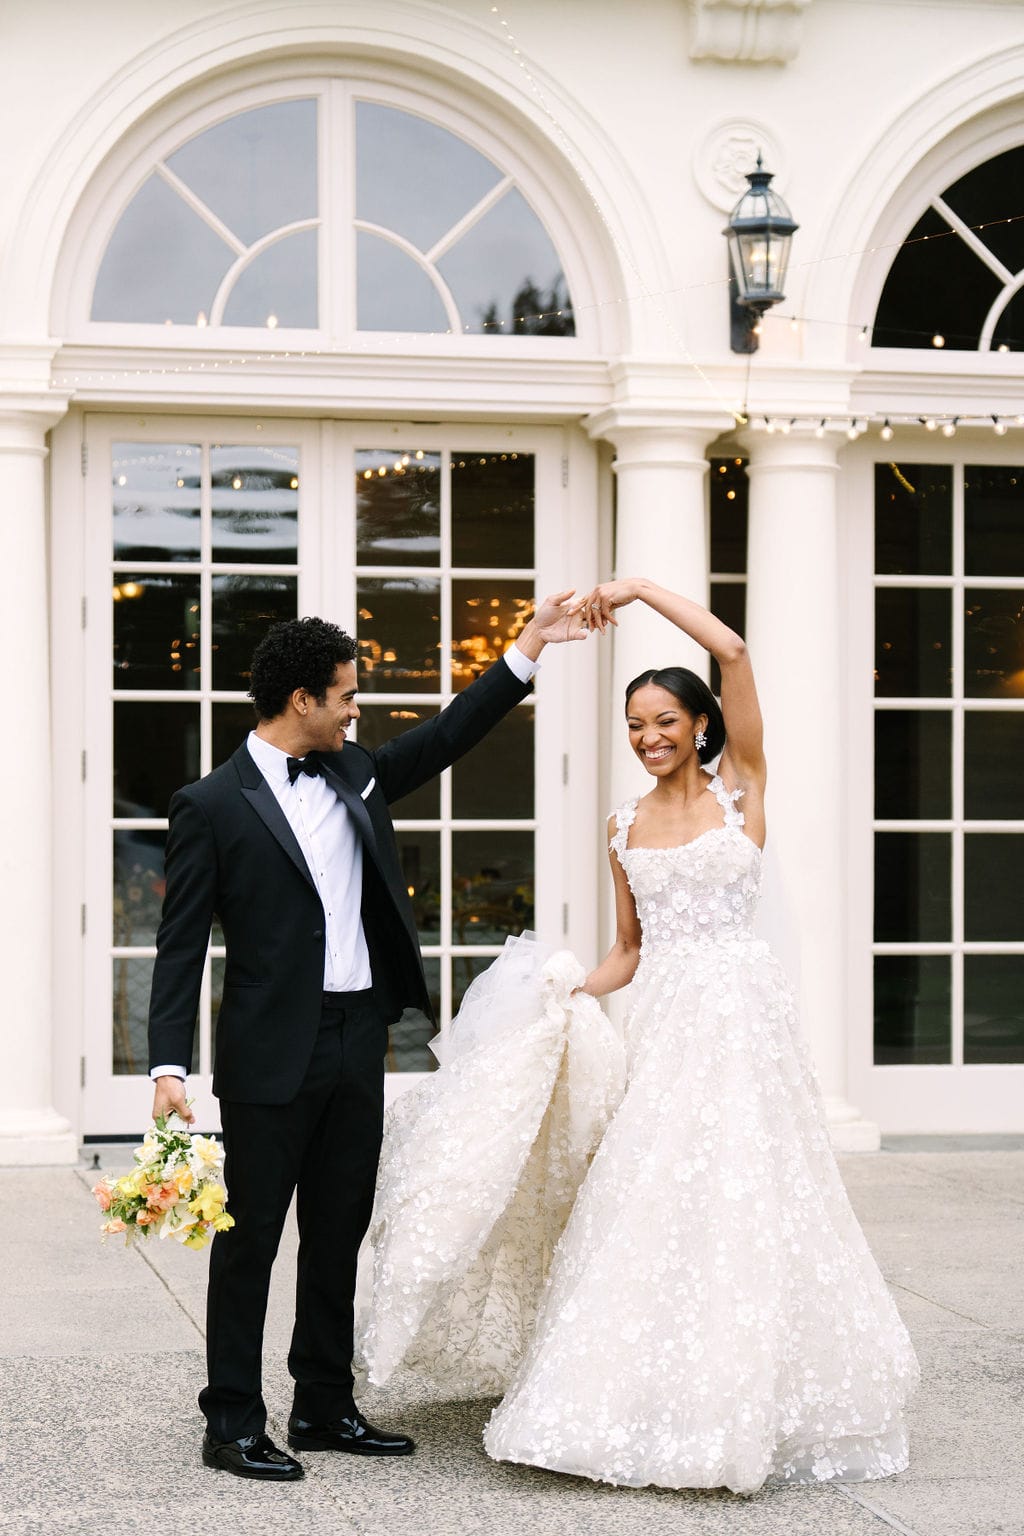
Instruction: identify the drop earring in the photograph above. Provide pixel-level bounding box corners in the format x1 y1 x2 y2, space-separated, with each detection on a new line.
694 728 707 750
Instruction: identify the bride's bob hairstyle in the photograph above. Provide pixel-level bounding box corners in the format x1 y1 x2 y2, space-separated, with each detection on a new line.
625 667 726 766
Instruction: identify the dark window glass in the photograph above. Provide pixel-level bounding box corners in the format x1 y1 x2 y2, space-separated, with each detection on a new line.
354 705 440 818
964 589 1024 699
874 711 951 820
452 703 534 819
114 830 167 948
874 462 952 576
356 576 441 693
395 831 441 943
873 955 951 1065
452 830 533 944
211 575 297 691
451 451 534 568
942 148 1024 277
113 443 201 561
874 589 951 697
211 446 299 564
965 835 1024 940
709 457 749 574
386 958 439 1073
991 289 1024 354
212 702 258 769
355 450 441 567
452 579 532 691
964 713 1024 819
709 582 746 698
874 832 951 942
210 955 224 1064
964 466 1024 576
113 573 201 691
113 957 198 1075
452 953 497 1017
964 956 1024 1064
114 702 199 817
872 206 1003 349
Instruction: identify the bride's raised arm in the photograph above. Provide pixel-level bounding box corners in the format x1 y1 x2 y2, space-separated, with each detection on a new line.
576 578 766 790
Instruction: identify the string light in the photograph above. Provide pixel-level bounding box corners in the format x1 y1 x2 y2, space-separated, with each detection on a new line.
993 416 1008 435
941 417 958 437
880 419 894 442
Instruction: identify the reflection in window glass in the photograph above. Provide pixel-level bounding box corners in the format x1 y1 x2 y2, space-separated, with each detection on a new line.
355 450 441 567
964 712 1024 819
964 956 1024 1063
212 702 258 768
113 958 156 1075
964 835 1024 941
452 830 534 945
872 206 1002 350
874 462 952 576
451 451 534 568
964 589 1024 699
113 443 201 561
113 573 201 690
452 953 497 1018
356 231 450 333
437 187 574 336
709 583 745 699
211 955 225 1061
211 445 299 563
114 702 199 817
396 830 441 942
452 579 532 691
354 706 440 819
356 576 441 692
874 712 951 820
222 228 318 329
114 830 166 948
874 588 951 697
93 176 235 324
874 832 951 943
709 459 749 573
452 705 533 819
387 958 439 1073
873 955 950 1065
212 575 297 691
965 466 1024 576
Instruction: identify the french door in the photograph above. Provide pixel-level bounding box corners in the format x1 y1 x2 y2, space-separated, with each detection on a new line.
75 414 591 1135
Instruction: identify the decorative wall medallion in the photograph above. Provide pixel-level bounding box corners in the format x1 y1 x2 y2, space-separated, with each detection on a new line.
688 0 812 65
693 119 787 212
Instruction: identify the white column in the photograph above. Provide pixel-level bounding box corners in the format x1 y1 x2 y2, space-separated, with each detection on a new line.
745 428 878 1151
587 414 713 805
0 402 76 1164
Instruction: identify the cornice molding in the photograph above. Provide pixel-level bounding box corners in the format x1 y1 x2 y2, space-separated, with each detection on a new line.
688 0 812 65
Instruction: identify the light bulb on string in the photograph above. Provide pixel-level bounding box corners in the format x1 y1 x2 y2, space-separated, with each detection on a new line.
858 326 869 343
765 418 776 434
993 416 1008 436
814 420 826 439
780 419 792 435
880 419 894 442
931 334 945 348
846 420 859 441
941 418 958 438
924 417 938 431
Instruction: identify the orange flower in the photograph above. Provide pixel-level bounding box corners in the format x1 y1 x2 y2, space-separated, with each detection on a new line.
135 1210 157 1226
102 1219 127 1234
92 1181 112 1212
146 1181 179 1211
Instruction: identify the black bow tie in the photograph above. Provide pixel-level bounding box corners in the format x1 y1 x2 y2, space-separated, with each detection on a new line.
286 753 324 785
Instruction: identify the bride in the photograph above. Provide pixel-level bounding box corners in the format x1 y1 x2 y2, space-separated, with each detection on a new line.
361 578 918 1497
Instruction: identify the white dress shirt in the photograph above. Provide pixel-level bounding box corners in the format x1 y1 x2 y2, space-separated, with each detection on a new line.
151 644 539 1081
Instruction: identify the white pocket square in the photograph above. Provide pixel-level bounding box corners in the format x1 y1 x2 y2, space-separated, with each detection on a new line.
360 777 375 800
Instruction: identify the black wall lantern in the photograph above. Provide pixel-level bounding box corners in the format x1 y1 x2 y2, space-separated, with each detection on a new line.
724 155 798 354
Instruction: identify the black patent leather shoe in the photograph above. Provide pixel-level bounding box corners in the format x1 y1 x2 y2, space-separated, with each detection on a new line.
202 1432 304 1480
287 1410 415 1456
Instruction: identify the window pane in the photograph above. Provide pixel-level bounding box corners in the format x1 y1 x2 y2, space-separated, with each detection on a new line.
453 830 534 944
212 702 257 769
874 462 952 576
874 711 951 819
113 957 200 1077
386 958 439 1073
355 449 441 567
965 466 1024 576
453 704 534 819
212 575 297 691
356 103 503 254
942 147 1024 278
874 832 951 942
395 831 441 943
92 174 234 324
211 954 225 1063
709 583 745 698
353 705 440 818
874 588 951 697
872 205 1002 350
222 227 318 329
437 188 574 337
965 834 1024 941
114 703 199 817
964 713 1024 819
211 446 299 563
451 452 534 568
452 953 498 1017
964 589 1024 699
964 956 1024 1064
452 579 533 691
113 830 166 947
356 230 450 333
709 458 748 574
873 955 951 1064
356 576 441 693
167 99 318 248
113 443 201 561
991 290 1024 355
113 573 201 690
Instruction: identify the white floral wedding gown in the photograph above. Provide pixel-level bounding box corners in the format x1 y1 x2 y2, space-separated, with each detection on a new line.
362 774 918 1496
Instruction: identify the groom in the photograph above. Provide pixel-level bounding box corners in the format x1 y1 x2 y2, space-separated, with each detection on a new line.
148 593 585 1481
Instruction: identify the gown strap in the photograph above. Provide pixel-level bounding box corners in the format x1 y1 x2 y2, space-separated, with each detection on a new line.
706 772 746 828
608 797 640 861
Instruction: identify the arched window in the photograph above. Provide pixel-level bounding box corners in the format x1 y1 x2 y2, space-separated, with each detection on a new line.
872 146 1024 350
89 89 575 338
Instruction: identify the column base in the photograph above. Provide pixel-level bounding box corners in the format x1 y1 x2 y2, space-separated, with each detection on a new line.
823 1095 881 1152
0 1107 78 1166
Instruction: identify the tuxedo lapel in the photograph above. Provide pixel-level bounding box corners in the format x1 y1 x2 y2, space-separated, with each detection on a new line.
232 744 316 891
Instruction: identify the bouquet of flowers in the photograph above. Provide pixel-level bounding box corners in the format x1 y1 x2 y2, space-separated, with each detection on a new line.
92 1112 234 1250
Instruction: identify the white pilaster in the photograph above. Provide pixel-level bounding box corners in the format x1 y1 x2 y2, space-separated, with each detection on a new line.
744 427 879 1151
0 397 77 1164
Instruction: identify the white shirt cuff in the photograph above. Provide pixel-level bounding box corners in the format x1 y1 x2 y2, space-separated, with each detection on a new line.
504 643 540 684
150 1065 187 1081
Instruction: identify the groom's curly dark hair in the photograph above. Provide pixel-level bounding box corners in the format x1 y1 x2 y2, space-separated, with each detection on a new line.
248 616 359 720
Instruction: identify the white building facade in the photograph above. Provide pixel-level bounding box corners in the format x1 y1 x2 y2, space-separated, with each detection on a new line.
3 0 1023 1162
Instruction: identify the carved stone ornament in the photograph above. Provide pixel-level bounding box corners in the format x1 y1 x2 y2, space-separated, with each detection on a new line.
688 0 812 64
693 120 787 213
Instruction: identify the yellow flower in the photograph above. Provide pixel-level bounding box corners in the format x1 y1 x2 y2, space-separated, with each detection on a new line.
183 1225 212 1251
188 1183 226 1222
211 1213 235 1233
173 1166 194 1196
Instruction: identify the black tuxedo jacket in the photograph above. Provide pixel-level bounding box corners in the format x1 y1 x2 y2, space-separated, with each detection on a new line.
148 658 531 1104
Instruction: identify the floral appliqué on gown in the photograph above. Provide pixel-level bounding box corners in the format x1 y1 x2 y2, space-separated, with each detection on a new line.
363 774 919 1496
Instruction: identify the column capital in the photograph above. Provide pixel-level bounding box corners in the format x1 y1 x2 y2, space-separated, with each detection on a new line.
0 392 71 454
742 422 844 473
585 407 721 469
